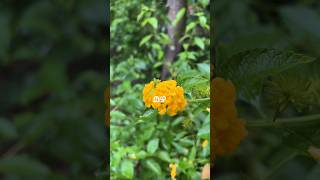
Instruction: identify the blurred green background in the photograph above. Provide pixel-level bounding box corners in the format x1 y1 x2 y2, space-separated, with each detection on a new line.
0 0 107 179
214 0 320 179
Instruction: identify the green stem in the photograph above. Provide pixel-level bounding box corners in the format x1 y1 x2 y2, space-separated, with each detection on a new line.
246 114 320 128
188 97 210 103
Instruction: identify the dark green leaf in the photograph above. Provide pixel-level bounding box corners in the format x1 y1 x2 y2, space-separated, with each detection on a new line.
218 49 315 99
0 118 18 140
141 109 156 120
157 151 171 163
280 6 320 40
0 155 49 177
172 142 188 155
111 111 126 121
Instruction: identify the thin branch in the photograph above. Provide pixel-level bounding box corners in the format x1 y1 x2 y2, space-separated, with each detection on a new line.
188 98 210 103
1 141 25 158
246 114 320 128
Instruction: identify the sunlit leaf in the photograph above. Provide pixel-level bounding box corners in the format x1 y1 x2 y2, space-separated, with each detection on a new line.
147 138 159 154
121 160 134 179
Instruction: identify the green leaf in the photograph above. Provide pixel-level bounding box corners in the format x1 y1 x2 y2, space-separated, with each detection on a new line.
160 33 171 45
141 109 156 120
194 37 205 50
199 16 207 27
183 78 209 91
172 117 184 127
39 61 67 93
197 63 210 75
199 0 209 7
18 114 51 143
189 147 197 161
136 151 147 159
145 159 162 175
120 160 134 179
179 138 194 147
140 126 155 141
0 118 18 140
173 8 186 26
172 142 188 155
110 111 126 121
0 155 49 177
148 17 158 29
153 61 163 69
197 126 210 139
139 35 153 47
137 10 145 22
186 22 196 33
147 138 159 154
157 151 171 163
218 49 316 99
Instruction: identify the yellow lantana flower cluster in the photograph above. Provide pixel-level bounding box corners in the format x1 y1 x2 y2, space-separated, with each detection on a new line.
212 77 247 156
169 163 177 180
143 80 187 116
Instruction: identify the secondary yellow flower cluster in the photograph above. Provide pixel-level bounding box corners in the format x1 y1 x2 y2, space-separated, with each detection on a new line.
169 163 177 180
143 80 187 116
202 140 208 149
212 77 247 156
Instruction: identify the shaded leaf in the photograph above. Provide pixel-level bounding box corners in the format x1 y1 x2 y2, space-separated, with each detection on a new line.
280 6 320 40
157 151 171 163
218 49 315 99
145 159 162 175
0 118 18 140
0 155 49 177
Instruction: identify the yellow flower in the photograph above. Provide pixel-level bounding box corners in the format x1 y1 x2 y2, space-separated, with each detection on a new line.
211 77 247 156
202 140 208 148
169 163 177 180
143 80 187 116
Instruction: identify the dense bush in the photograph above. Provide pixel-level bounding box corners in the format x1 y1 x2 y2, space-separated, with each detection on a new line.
110 0 210 179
